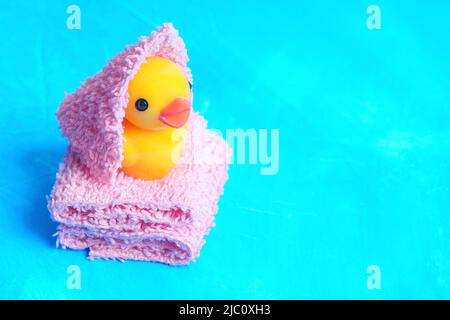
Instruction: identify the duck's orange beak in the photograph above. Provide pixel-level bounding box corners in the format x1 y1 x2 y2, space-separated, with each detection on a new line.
158 98 191 128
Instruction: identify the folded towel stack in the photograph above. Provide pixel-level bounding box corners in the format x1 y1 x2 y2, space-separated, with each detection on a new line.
49 113 229 265
47 23 230 265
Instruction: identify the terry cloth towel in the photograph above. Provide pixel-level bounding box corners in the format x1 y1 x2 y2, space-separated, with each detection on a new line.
56 22 194 183
49 112 230 265
47 23 231 265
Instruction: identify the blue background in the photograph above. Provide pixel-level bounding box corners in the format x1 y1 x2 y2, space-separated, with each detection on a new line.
1 0 450 299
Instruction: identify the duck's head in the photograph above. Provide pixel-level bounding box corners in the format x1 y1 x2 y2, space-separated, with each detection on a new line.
125 56 192 131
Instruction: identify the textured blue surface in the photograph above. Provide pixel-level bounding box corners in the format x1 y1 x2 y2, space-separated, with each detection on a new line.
1 0 450 299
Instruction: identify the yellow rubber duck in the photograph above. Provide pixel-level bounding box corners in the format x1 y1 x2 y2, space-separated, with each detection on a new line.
121 56 192 180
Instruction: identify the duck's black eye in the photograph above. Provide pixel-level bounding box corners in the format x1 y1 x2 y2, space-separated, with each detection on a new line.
188 82 192 90
135 98 149 111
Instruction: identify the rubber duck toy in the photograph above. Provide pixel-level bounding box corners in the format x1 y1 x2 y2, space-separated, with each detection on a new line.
121 56 192 180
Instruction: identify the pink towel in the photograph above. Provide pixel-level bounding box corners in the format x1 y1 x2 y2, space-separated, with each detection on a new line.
48 23 230 265
57 23 193 183
49 112 229 264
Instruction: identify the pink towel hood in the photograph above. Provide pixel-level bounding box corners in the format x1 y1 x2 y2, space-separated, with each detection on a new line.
56 23 193 183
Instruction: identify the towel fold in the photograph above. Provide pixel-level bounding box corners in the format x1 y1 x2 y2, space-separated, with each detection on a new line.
48 112 230 265
56 224 210 265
